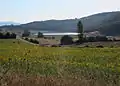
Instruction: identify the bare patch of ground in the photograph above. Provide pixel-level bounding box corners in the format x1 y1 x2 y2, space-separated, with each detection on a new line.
38 38 60 46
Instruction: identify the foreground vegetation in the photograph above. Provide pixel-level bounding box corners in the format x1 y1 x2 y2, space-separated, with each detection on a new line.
0 39 120 86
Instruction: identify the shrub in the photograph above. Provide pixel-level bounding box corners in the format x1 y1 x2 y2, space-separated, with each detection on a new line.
24 37 29 41
51 45 58 47
44 37 47 39
113 38 117 41
33 40 39 44
96 36 108 41
60 35 73 45
38 32 44 38
5 32 11 38
84 45 89 47
87 37 96 42
96 45 104 48
0 32 16 39
52 36 55 39
29 39 33 42
10 33 16 38
86 36 108 42
29 39 39 44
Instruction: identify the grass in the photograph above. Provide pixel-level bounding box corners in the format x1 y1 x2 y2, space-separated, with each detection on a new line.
0 39 120 86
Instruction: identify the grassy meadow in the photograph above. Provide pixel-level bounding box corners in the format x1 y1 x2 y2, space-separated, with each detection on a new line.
0 39 120 86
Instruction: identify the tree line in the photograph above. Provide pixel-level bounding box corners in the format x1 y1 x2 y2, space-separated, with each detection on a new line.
0 32 16 39
23 37 39 44
60 20 116 45
21 20 117 45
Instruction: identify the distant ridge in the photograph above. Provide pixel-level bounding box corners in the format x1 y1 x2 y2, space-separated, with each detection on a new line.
0 21 20 26
0 11 120 36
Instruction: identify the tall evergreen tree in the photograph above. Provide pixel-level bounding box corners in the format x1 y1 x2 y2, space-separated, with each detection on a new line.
38 32 44 38
77 20 84 42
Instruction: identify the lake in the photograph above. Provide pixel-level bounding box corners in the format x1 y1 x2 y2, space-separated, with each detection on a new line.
30 30 78 36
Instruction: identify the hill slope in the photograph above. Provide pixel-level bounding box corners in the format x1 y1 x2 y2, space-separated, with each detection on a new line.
0 11 120 36
20 11 120 32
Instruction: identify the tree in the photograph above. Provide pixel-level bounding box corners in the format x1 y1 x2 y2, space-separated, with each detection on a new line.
87 37 96 42
38 32 44 38
60 35 73 45
96 36 108 41
77 21 84 42
0 32 16 39
0 32 3 39
10 33 16 38
6 32 10 38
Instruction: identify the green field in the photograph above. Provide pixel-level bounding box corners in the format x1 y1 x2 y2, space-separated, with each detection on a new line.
0 39 120 86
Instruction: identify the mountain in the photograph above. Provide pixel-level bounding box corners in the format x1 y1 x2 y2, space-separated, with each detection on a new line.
97 21 120 36
0 21 20 26
0 11 120 36
87 11 120 36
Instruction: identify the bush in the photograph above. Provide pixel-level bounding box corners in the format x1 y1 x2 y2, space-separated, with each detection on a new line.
29 39 33 42
29 39 39 44
10 33 16 38
51 45 58 47
96 45 104 48
60 35 73 45
52 36 55 39
87 37 96 42
84 45 89 47
96 36 108 41
38 32 44 38
86 36 108 42
113 38 117 41
44 37 47 39
24 37 29 41
0 32 16 39
33 40 39 44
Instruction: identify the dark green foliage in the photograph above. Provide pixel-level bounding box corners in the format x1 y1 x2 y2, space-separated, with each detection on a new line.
30 39 39 44
6 32 10 38
96 36 108 41
87 37 96 42
96 45 104 48
84 45 89 47
77 21 84 42
38 32 44 38
0 32 16 39
10 33 16 38
0 32 3 37
86 36 108 42
29 39 33 42
24 37 29 41
60 35 73 45
24 38 39 44
52 36 55 39
113 38 117 41
44 37 47 39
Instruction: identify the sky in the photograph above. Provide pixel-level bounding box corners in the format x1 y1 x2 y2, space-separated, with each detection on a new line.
0 0 120 23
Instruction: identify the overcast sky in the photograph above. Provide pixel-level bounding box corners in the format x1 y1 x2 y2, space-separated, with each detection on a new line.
0 0 120 23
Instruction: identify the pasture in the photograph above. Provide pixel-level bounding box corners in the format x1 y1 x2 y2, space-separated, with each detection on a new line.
0 39 120 86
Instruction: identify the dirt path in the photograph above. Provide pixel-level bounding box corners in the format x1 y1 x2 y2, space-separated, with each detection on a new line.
16 35 39 46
